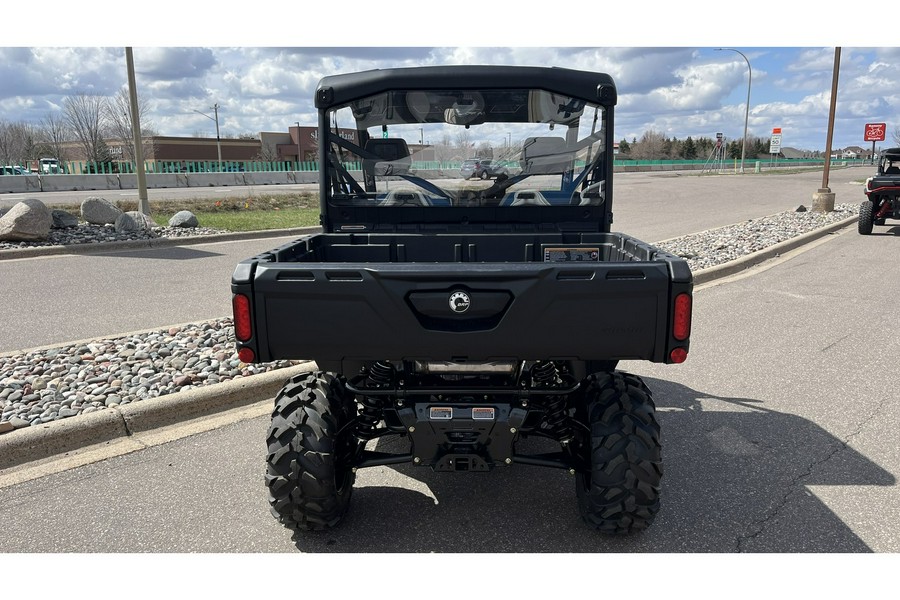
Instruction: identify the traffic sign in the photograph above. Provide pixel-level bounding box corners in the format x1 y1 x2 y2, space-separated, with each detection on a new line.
865 122 886 142
769 133 782 154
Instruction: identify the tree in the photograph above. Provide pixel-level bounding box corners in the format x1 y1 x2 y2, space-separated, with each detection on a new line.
64 93 109 164
475 141 493 158
39 112 71 161
629 130 667 160
618 138 631 156
681 136 697 160
256 141 279 162
0 120 38 165
106 88 156 164
695 136 715 159
664 137 679 159
753 137 769 159
454 129 474 157
433 132 454 169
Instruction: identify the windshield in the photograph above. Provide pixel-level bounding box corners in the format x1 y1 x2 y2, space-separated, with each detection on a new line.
323 87 608 209
881 154 900 174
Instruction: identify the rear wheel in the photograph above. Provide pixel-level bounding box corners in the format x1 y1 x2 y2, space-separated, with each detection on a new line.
575 371 662 534
859 200 875 235
265 371 359 532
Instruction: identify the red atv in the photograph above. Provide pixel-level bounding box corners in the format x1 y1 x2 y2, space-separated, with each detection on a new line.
860 148 900 234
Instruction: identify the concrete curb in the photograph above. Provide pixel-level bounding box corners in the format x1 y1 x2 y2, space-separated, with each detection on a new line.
0 216 858 471
691 215 856 284
0 362 314 471
0 226 321 261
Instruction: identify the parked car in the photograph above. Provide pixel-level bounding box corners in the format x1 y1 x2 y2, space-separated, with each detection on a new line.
0 165 30 175
460 158 509 180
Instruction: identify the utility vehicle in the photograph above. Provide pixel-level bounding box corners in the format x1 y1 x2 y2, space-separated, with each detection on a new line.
231 65 693 535
860 147 900 234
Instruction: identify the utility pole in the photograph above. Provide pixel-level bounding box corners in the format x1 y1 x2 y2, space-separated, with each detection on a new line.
813 47 841 213
125 47 149 215
296 121 301 168
194 104 222 171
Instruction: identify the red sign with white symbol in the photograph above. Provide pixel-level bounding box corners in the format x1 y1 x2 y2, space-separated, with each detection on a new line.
865 123 886 142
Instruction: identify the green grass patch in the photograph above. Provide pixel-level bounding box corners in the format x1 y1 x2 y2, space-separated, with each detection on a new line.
112 192 321 232
153 207 320 231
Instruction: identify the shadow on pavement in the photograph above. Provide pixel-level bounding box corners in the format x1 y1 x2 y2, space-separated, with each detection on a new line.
291 374 894 553
870 225 900 236
94 247 224 260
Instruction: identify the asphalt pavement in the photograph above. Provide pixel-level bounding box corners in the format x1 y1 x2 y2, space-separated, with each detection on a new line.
2 217 896 558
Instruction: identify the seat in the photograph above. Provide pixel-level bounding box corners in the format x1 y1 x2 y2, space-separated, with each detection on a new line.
521 137 572 174
362 138 411 177
380 189 432 207
507 190 551 206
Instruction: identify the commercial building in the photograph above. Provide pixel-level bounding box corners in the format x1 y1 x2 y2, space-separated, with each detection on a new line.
55 125 437 172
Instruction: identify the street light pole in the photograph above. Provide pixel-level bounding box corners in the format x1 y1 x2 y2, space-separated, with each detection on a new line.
716 48 752 174
296 121 301 168
813 47 842 213
125 47 149 215
194 104 222 171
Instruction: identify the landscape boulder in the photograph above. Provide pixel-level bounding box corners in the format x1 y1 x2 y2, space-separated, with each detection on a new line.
51 209 79 228
115 211 156 233
81 197 123 225
168 210 199 228
0 198 52 241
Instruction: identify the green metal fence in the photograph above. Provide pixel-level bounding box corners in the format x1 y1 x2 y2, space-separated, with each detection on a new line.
11 157 871 176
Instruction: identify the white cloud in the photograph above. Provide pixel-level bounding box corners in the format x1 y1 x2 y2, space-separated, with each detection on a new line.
2 46 897 151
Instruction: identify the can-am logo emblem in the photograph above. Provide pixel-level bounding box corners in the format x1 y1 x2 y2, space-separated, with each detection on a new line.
449 291 471 313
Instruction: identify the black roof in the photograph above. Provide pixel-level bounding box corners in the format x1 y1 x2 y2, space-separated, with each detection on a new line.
315 65 617 109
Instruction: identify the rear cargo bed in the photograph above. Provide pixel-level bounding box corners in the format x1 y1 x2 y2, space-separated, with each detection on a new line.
259 231 671 264
232 232 692 369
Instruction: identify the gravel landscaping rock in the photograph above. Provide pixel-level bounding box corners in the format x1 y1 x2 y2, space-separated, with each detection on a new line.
80 197 123 225
0 318 297 431
0 199 52 241
0 222 229 252
168 210 200 228
655 203 859 272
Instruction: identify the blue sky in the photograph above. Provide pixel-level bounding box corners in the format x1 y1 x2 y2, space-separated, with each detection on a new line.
2 4 891 153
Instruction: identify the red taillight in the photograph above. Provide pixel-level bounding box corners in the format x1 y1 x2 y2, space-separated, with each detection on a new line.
238 347 255 363
673 293 692 341
232 294 252 342
670 347 688 363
